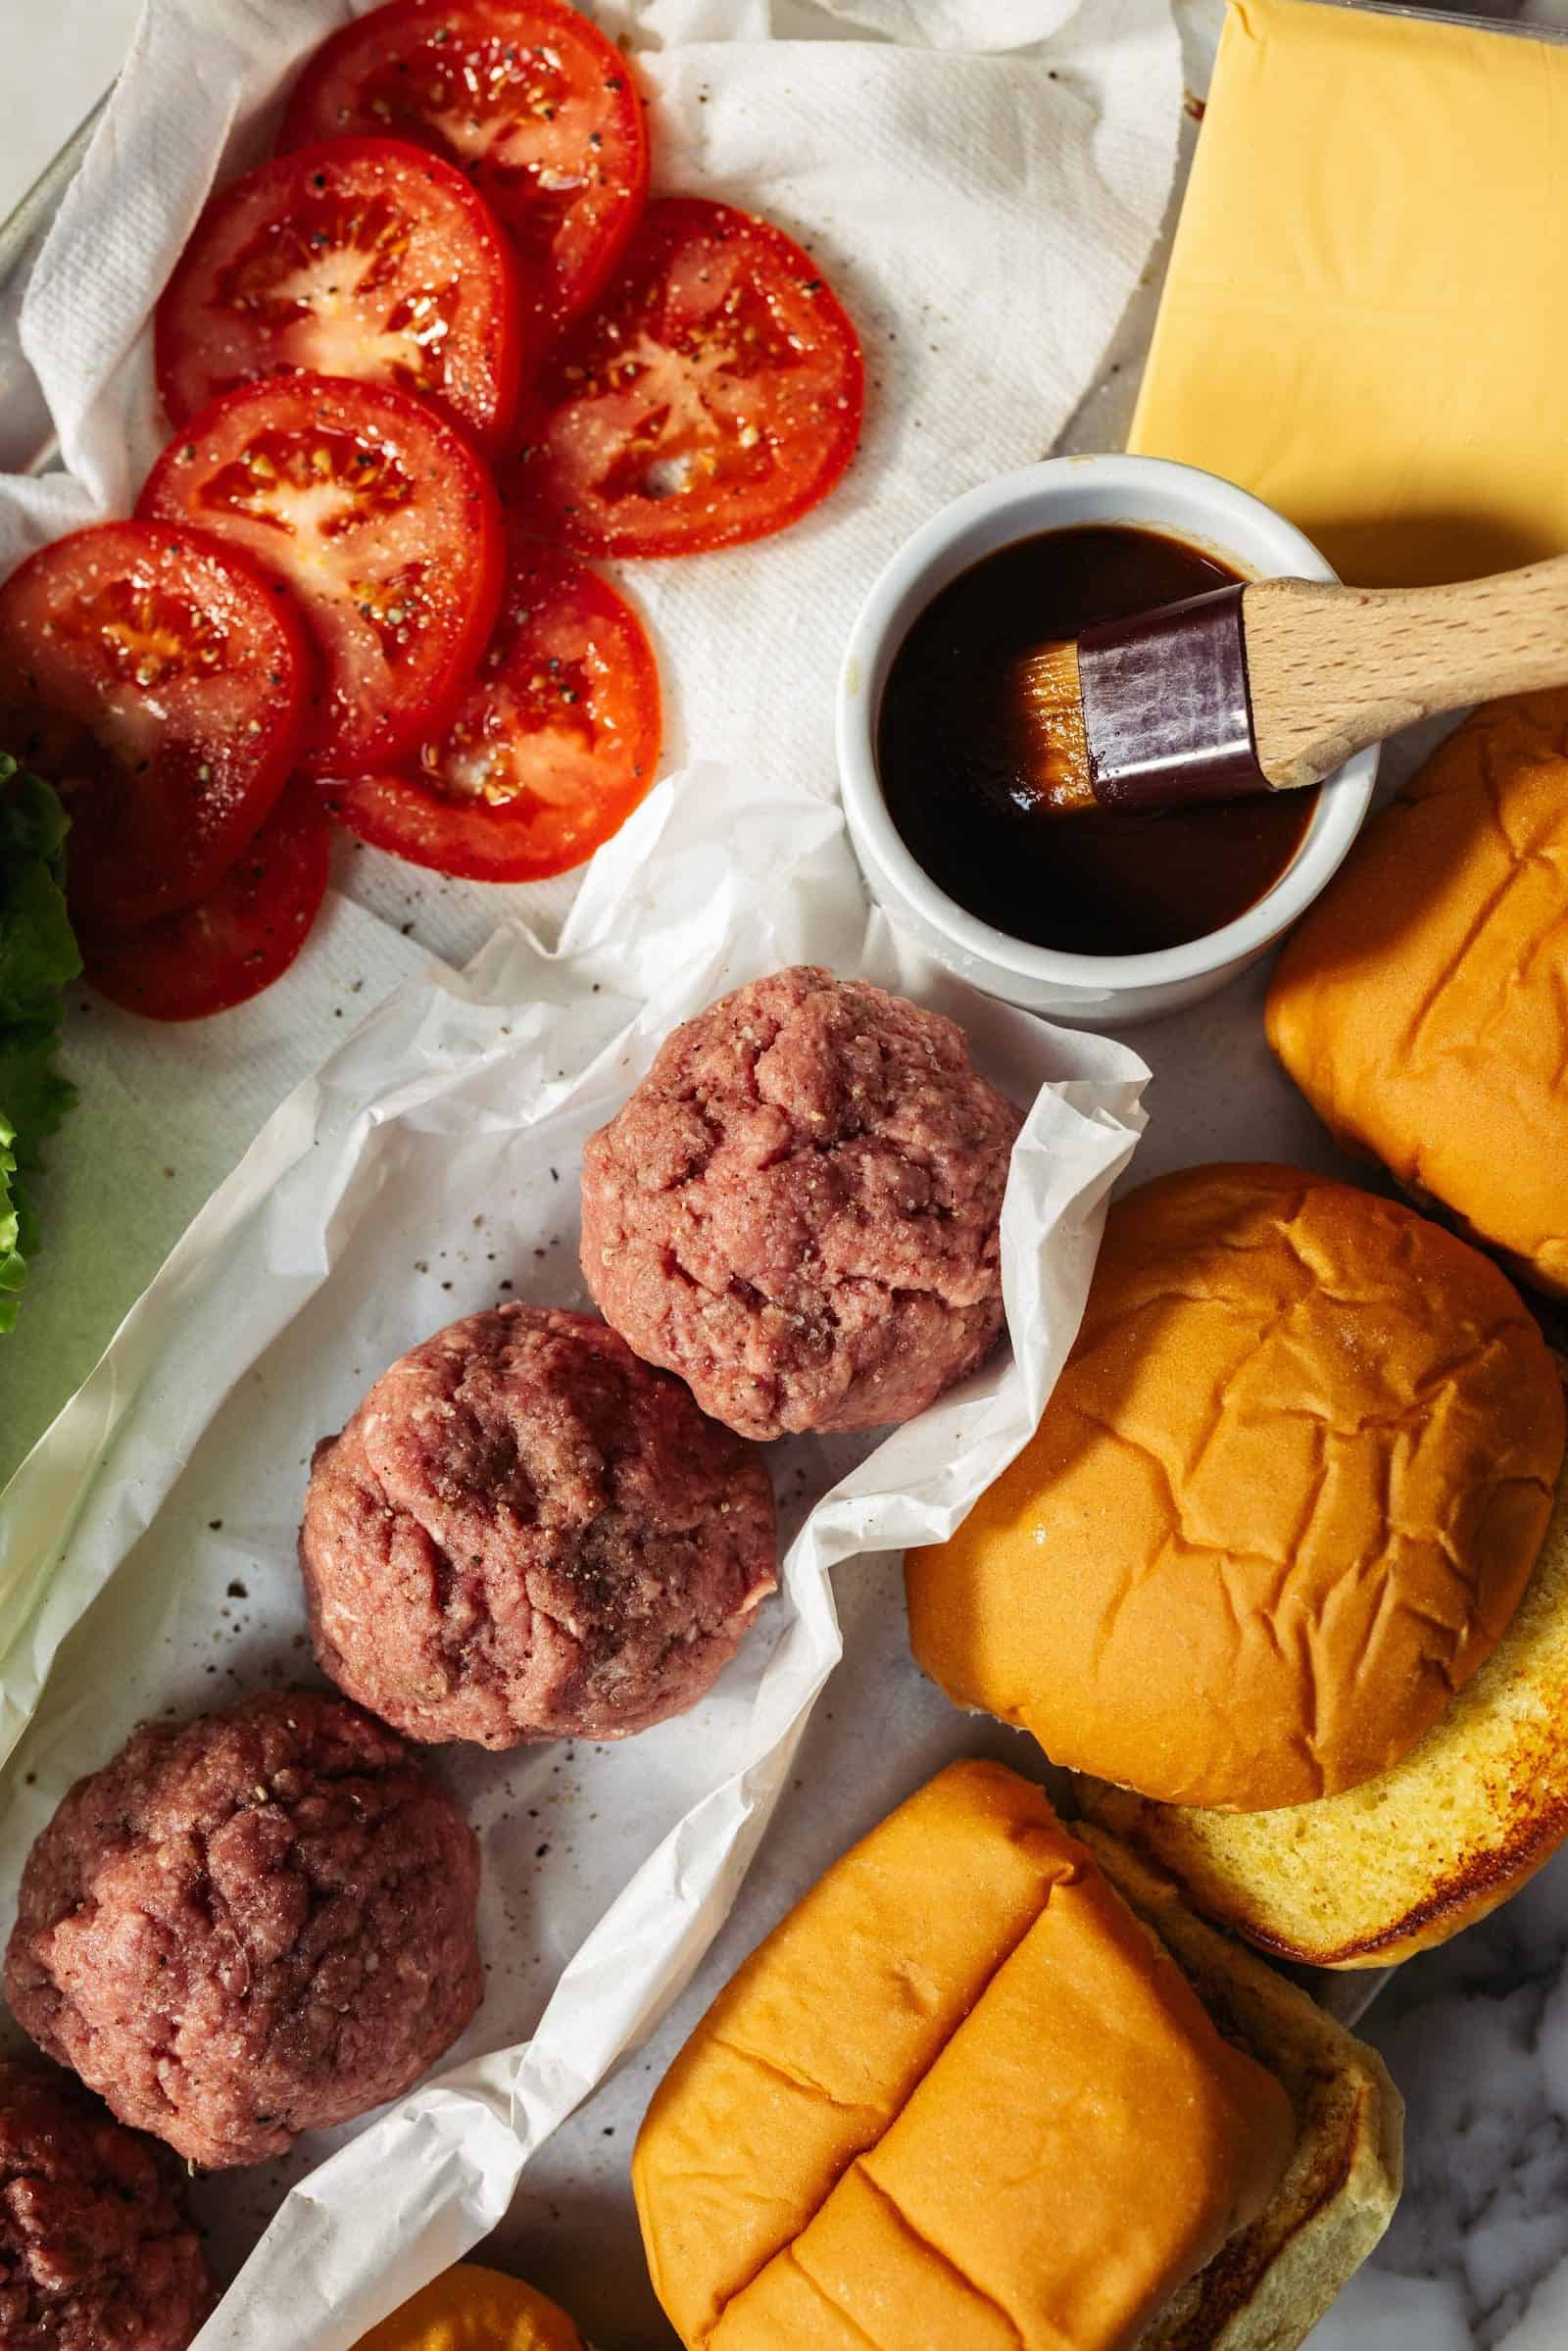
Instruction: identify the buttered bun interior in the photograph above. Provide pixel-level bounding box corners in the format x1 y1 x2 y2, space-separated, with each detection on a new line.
906 1163 1565 1812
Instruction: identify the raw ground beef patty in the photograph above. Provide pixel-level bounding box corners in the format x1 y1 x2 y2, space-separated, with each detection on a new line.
299 1304 776 1747
0 2060 214 2351
580 966 1024 1440
4 1693 481 2171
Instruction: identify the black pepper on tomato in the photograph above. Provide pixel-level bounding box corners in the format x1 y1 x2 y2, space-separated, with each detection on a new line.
0 519 313 937
325 520 661 883
138 372 505 779
156 137 527 460
278 0 649 341
507 196 865 559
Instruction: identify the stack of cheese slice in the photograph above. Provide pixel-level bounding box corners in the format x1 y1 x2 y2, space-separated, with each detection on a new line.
635 1762 1400 2351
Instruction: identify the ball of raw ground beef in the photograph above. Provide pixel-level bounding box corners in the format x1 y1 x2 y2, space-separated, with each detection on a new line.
0 2060 214 2351
299 1304 776 1748
4 1693 481 2172
579 966 1024 1441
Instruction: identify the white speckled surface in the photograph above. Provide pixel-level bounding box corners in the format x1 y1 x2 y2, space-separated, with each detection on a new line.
8 3 1568 2345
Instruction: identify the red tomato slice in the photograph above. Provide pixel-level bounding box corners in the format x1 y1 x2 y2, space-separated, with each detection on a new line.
0 519 312 935
325 530 661 881
82 784 330 1021
156 138 525 461
279 0 648 339
506 197 865 559
138 373 504 778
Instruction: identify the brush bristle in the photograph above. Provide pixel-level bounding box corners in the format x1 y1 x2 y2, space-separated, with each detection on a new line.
1006 640 1098 813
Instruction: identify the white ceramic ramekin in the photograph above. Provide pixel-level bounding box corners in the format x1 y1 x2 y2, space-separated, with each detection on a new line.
836 454 1378 1026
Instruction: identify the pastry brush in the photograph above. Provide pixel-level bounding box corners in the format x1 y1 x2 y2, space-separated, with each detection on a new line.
1009 553 1568 814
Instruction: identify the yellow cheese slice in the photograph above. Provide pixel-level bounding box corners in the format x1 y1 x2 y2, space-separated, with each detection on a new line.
353 2266 586 2351
1130 0 1568 586
634 1762 1297 2351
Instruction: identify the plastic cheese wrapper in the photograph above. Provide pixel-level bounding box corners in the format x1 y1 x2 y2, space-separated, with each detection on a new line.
0 763 1147 2351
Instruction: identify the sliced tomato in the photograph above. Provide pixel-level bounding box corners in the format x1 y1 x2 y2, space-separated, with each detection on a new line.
82 784 330 1021
156 138 525 460
138 373 504 778
505 197 865 559
279 0 648 339
0 520 312 936
325 528 660 881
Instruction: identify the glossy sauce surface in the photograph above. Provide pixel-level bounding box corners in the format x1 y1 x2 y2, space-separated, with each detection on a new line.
877 525 1318 956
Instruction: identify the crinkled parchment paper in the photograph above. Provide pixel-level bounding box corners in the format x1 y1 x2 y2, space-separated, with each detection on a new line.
0 766 1148 2346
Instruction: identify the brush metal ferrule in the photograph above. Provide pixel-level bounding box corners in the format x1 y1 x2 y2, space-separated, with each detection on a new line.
1076 582 1269 812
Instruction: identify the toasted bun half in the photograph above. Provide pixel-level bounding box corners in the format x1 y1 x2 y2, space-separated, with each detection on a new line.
906 1163 1564 1811
1080 1438 1568 1967
1077 1827 1403 2350
1267 691 1568 1300
353 2264 587 2350
633 1760 1300 2351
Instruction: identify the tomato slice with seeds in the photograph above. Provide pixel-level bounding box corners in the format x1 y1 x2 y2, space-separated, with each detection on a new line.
82 784 331 1022
137 373 504 778
156 138 526 461
279 0 648 339
325 527 661 882
505 196 865 559
0 519 312 935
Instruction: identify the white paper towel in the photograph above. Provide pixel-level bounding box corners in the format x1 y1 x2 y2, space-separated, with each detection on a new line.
0 0 1181 1472
0 759 1148 2345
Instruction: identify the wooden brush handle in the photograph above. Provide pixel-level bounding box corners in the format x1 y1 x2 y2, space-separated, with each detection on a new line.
1243 555 1568 789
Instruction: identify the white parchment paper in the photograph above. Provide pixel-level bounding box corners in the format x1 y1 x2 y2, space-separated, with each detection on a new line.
0 764 1148 2347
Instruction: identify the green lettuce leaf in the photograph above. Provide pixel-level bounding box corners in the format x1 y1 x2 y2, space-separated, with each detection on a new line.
0 757 80 1334
0 1115 24 1335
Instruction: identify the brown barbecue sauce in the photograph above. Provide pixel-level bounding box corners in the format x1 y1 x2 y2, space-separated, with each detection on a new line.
876 525 1317 957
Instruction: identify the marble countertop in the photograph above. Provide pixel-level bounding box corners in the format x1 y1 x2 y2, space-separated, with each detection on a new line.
6 5 1568 2348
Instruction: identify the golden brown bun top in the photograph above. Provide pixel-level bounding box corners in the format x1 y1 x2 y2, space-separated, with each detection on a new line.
906 1163 1564 1811
353 2266 586 2351
633 1758 1296 2351
1267 691 1568 1298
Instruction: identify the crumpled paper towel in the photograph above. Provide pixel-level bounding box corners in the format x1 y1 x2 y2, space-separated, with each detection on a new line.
0 0 1179 1472
0 758 1148 2346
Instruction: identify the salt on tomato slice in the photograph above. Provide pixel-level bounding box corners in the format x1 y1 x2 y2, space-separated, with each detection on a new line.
138 373 504 779
279 0 648 339
0 519 312 936
506 197 864 559
156 138 525 461
82 784 331 1022
325 529 661 882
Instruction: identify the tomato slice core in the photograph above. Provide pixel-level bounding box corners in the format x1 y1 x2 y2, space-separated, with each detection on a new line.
82 785 331 1021
138 373 504 778
507 196 865 559
327 530 661 882
0 519 312 935
156 137 525 460
279 0 648 338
